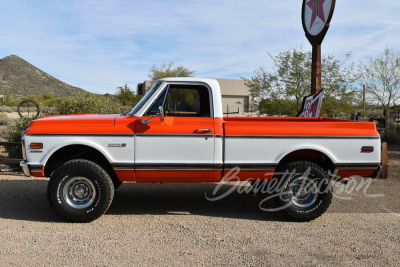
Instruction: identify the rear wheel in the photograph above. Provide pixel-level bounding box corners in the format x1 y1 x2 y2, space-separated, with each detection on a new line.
275 161 332 221
47 159 114 222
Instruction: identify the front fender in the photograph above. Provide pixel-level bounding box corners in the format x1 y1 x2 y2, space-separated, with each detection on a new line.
24 135 134 169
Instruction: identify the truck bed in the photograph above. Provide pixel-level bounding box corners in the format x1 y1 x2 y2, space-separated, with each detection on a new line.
223 117 379 137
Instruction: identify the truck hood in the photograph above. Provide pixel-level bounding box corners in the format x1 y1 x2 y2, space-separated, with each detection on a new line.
25 114 121 135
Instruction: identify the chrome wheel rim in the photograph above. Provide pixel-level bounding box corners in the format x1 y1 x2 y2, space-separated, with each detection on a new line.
63 177 96 209
289 177 318 208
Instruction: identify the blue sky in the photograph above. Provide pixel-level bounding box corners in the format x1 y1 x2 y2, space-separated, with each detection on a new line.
0 0 399 94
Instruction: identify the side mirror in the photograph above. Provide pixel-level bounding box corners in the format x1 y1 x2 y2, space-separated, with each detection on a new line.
159 106 164 122
141 106 164 125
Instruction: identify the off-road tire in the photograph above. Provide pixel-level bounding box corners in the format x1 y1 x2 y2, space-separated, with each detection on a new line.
111 177 123 190
275 161 332 221
47 159 114 223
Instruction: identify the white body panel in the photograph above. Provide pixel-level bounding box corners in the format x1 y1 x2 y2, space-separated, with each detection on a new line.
24 135 135 167
224 137 381 165
135 136 214 164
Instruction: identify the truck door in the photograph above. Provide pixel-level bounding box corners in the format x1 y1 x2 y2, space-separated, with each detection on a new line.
135 83 217 182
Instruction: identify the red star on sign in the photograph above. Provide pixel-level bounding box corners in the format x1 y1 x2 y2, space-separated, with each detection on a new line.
307 0 326 30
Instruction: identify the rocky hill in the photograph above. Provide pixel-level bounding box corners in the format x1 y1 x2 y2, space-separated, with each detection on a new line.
0 55 88 98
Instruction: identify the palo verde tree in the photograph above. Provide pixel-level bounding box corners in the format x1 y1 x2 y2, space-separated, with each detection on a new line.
148 62 195 81
244 46 359 117
358 46 400 130
115 83 139 107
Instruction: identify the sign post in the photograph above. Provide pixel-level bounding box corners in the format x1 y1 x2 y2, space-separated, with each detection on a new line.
302 0 336 96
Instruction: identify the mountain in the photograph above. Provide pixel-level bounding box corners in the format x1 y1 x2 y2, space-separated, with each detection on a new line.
0 55 89 98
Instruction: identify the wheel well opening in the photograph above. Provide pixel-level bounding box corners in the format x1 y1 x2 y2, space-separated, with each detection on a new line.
44 145 117 180
276 149 335 173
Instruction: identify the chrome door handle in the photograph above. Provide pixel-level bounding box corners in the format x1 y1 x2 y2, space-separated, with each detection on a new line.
197 129 213 132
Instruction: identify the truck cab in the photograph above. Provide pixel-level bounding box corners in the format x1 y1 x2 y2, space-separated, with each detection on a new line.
131 78 224 183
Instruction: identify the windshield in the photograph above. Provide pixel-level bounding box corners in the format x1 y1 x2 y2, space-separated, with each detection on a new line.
130 82 162 115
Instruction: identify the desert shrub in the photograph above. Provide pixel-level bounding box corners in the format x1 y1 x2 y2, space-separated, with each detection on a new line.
43 94 126 115
0 106 13 113
3 97 20 107
42 94 54 100
0 113 10 125
0 117 35 159
381 132 400 145
387 121 400 133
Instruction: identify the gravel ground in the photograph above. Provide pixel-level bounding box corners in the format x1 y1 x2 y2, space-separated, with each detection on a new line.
0 173 399 266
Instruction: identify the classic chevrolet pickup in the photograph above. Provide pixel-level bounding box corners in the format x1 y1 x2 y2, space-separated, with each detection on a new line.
20 78 381 222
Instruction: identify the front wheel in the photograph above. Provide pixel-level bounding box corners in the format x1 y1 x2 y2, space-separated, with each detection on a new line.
47 159 114 222
275 161 332 221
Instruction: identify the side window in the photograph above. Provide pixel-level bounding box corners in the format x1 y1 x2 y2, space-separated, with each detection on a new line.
144 88 167 116
164 85 211 117
144 84 211 117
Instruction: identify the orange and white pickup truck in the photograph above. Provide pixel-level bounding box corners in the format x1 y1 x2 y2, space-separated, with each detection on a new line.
20 78 381 222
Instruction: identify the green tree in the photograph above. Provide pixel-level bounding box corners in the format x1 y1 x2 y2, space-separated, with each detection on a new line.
358 46 400 130
115 84 139 106
148 62 195 81
243 47 359 117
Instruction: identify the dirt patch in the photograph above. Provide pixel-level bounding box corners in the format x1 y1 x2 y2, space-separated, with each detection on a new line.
0 176 399 266
2 111 21 119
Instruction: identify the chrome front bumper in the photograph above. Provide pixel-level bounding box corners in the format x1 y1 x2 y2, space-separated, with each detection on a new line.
20 132 30 176
20 161 30 177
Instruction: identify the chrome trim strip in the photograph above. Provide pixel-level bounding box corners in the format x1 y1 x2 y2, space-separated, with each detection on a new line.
135 164 216 170
136 168 214 171
336 167 379 170
225 135 380 139
136 134 214 138
224 164 277 170
335 163 380 170
113 167 135 171
134 163 275 171
25 134 378 139
27 134 135 137
335 163 380 167
111 163 135 168
225 168 276 171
